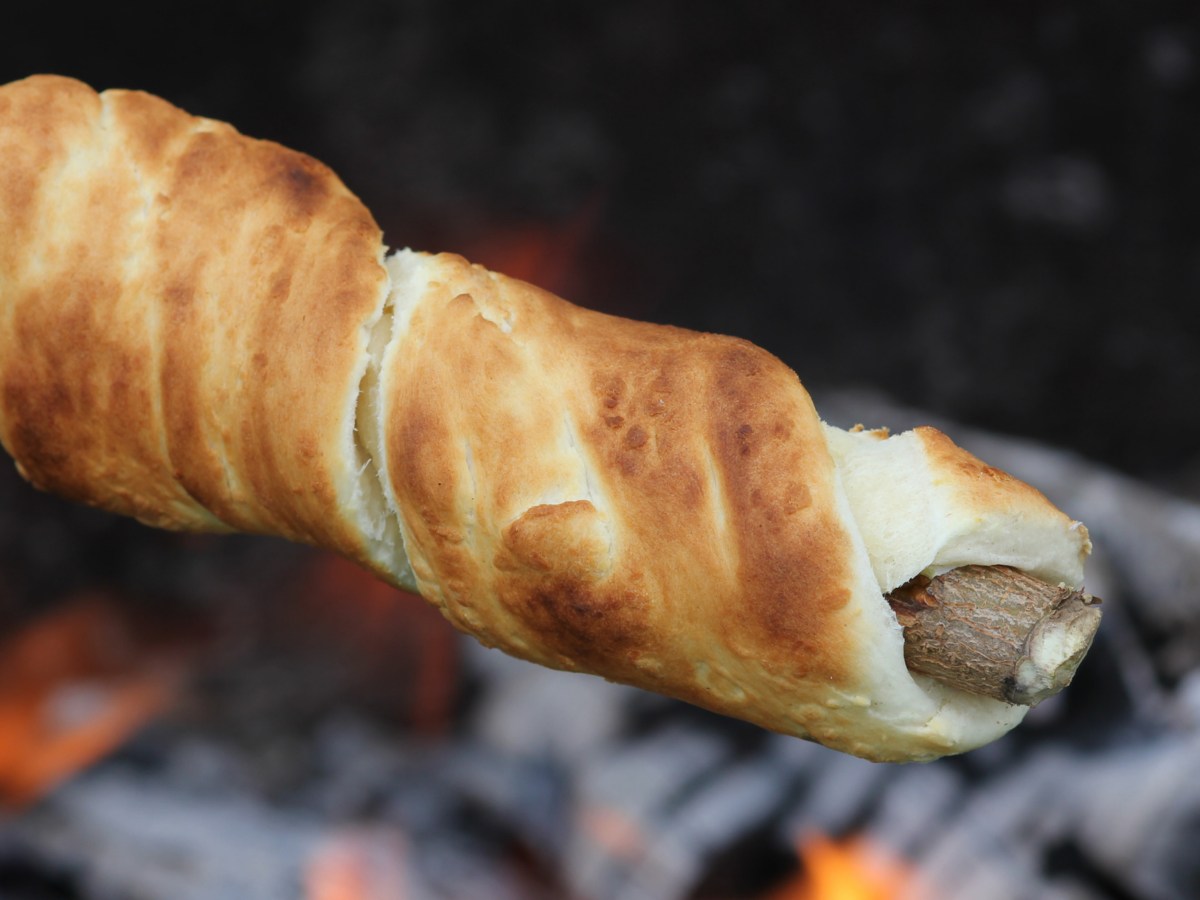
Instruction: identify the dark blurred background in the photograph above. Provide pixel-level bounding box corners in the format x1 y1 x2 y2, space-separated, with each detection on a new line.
5 2 1198 482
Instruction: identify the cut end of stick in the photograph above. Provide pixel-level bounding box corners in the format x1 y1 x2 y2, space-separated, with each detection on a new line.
886 566 1103 707
1008 589 1103 706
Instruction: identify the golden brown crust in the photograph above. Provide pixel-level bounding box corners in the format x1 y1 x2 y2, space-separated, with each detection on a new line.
916 425 1092 577
917 426 1048 506
0 75 392 567
383 255 865 729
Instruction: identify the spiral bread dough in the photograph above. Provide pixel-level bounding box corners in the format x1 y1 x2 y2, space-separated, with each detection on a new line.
0 76 1090 761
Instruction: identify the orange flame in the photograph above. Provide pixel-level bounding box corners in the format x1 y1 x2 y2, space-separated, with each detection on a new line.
465 197 601 298
284 555 459 734
769 833 922 900
0 596 186 808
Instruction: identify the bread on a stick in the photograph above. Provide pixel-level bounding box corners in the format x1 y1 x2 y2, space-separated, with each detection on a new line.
0 76 1092 762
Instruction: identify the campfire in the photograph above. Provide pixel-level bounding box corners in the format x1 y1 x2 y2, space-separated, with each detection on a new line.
773 834 917 900
1 368 1197 899
2 2 1199 898
1 33 1198 892
0 142 1195 894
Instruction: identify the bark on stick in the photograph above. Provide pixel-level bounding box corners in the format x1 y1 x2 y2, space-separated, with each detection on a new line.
886 565 1102 706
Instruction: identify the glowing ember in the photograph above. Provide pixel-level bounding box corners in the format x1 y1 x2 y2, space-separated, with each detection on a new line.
0 596 185 808
465 198 601 298
305 827 412 900
286 555 459 733
769 833 922 900
579 806 647 864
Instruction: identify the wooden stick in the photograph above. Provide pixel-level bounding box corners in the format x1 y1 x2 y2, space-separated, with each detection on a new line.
885 566 1102 706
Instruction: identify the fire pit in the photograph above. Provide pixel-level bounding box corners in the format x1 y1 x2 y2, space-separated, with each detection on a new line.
2 4 1199 899
0 391 1197 899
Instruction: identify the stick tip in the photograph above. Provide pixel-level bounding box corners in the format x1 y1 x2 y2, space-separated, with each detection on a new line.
1006 591 1103 706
